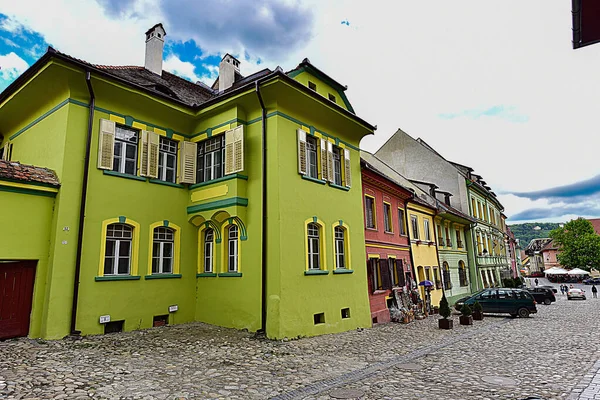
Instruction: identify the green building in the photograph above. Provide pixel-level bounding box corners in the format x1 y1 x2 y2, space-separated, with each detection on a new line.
0 24 374 340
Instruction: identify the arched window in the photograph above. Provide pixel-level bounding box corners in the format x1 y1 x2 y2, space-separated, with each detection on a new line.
334 226 346 269
443 262 452 290
228 225 239 272
152 227 174 274
204 228 214 273
105 223 133 275
458 261 468 287
307 223 321 270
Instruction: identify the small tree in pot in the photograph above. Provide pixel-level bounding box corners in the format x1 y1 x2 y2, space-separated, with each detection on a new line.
459 303 473 325
472 301 484 320
438 294 453 329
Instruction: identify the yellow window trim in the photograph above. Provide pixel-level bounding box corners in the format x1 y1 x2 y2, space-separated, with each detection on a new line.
109 115 126 124
132 121 147 130
365 194 377 229
98 217 141 277
221 220 242 273
197 224 216 274
331 222 352 270
397 208 407 235
383 201 393 233
368 254 380 259
147 221 181 275
305 217 328 271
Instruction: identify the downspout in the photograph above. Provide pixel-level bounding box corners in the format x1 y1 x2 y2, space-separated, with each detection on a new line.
70 71 95 335
405 198 418 288
255 81 267 333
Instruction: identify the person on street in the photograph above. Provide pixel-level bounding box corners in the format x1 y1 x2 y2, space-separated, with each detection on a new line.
560 285 565 295
592 285 598 299
535 278 539 286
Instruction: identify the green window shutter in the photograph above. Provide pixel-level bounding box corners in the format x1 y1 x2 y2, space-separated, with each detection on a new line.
97 119 115 170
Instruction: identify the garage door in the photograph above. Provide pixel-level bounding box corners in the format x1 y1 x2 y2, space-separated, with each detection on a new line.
0 261 36 340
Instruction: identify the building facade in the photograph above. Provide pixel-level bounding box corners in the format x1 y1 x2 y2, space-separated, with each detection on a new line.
0 24 374 340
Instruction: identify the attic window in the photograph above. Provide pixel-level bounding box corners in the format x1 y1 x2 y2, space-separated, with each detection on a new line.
157 33 162 38
308 81 317 91
152 84 177 98
328 93 336 103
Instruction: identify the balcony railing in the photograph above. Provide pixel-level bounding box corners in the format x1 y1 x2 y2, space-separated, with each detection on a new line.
446 239 452 247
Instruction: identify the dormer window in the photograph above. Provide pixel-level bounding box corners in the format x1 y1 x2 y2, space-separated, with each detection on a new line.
328 93 336 103
308 81 317 91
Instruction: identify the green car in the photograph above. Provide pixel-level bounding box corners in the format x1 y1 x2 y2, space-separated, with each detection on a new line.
454 288 538 318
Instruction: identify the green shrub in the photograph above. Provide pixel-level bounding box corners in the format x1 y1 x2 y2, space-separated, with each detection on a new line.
502 278 514 288
513 276 523 286
439 294 451 319
461 303 472 316
473 301 482 313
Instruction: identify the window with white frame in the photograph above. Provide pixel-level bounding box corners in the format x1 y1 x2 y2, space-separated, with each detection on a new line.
306 136 318 179
158 137 177 183
383 203 392 233
424 219 431 241
228 225 239 272
113 126 138 175
334 226 346 269
204 228 214 273
152 227 174 274
332 146 342 185
411 215 419 239
104 223 133 275
307 223 321 269
365 196 376 229
197 135 225 183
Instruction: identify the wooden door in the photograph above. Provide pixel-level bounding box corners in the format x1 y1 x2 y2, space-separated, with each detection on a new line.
0 261 36 340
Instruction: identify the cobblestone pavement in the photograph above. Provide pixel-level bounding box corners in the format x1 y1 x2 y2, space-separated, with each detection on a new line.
1 282 599 400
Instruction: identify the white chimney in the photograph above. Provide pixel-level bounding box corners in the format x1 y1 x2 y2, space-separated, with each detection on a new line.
145 23 166 76
219 53 241 92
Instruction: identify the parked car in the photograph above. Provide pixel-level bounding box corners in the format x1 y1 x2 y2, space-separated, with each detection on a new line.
567 288 586 300
454 288 537 318
539 285 558 294
583 278 600 285
529 271 545 278
527 287 556 305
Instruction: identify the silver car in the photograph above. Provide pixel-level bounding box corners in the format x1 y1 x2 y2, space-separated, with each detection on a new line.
567 288 586 300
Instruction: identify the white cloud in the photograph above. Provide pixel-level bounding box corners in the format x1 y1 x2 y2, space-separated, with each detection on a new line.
162 54 201 83
0 51 28 80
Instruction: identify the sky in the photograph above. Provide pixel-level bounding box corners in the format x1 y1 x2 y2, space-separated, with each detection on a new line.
0 1 599 224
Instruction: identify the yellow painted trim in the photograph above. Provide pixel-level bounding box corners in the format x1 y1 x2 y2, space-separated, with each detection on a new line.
331 222 352 270
383 201 393 233
221 220 242 273
314 132 323 139
366 243 411 251
172 134 185 142
301 125 310 133
110 115 126 124
153 128 166 136
98 217 141 277
338 142 346 149
192 133 208 143
197 224 216 274
147 221 181 275
304 217 328 271
365 194 377 229
132 122 147 130
368 254 380 259
438 250 468 255
213 125 229 136
387 255 397 259
191 185 229 202
0 181 58 193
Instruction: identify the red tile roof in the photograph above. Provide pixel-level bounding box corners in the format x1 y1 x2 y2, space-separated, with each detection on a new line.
0 160 60 187
588 218 600 235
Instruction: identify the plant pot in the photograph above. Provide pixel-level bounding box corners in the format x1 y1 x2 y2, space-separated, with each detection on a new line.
432 306 439 315
439 318 453 329
459 315 473 325
473 311 484 321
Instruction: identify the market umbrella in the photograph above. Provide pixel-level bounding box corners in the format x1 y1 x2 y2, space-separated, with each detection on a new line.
419 280 434 287
544 267 568 275
568 268 590 275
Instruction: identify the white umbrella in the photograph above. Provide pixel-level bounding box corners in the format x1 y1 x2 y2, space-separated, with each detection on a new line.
545 268 569 275
568 268 590 275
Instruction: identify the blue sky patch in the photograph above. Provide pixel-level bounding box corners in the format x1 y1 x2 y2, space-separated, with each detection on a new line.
438 105 529 123
341 20 350 26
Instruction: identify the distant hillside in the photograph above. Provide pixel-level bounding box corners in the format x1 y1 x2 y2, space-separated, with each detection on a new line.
508 222 562 249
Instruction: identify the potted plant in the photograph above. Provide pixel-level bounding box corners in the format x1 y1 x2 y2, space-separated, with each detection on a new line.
438 294 453 329
472 301 484 321
459 303 473 325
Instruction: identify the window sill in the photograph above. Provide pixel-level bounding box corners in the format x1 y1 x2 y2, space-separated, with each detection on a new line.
218 272 242 277
95 275 141 281
148 179 185 188
304 269 329 275
384 231 394 235
301 175 327 185
366 227 378 231
197 272 217 277
189 174 248 190
329 183 350 191
144 274 182 280
333 269 354 274
103 170 146 182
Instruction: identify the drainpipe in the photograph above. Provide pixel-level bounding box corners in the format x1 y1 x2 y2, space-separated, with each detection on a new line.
255 81 267 333
404 198 418 288
70 71 95 335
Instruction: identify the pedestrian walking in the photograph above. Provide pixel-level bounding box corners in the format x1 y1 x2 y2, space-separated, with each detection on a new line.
535 278 539 286
592 285 598 299
560 285 565 295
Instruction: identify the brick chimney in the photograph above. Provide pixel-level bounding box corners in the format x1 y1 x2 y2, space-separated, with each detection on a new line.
145 23 166 76
219 53 240 92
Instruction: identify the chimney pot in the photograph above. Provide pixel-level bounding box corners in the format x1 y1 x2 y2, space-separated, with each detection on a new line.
145 23 166 76
219 53 241 92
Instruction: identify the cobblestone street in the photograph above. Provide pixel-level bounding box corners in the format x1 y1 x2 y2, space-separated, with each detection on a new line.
1 284 599 400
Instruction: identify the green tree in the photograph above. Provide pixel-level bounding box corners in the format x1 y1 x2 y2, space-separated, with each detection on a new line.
549 218 600 270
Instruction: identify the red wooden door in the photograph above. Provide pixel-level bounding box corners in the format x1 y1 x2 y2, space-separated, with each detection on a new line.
0 261 36 340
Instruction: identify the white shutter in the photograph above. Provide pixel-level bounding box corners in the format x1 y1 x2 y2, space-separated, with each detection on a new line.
343 148 352 188
326 141 334 183
297 129 307 175
147 131 160 179
225 125 244 175
1 142 9 161
179 141 197 184
139 130 149 177
319 138 327 181
97 119 115 170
